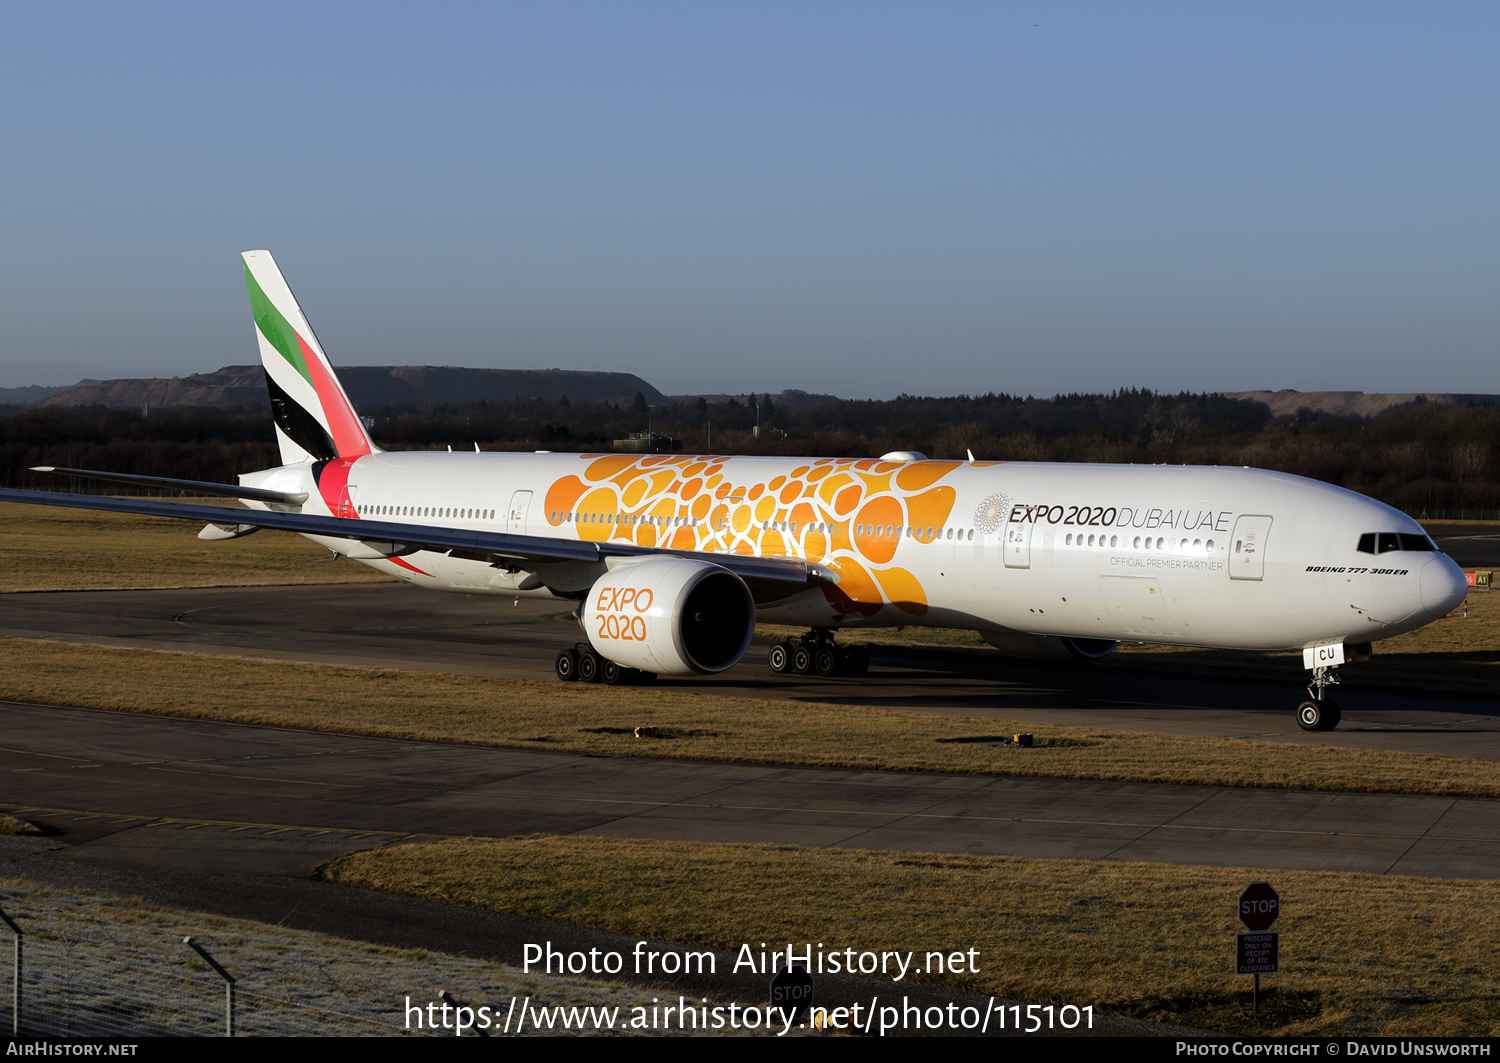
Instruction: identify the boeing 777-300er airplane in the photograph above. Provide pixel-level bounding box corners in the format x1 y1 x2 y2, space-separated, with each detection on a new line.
0 251 1470 732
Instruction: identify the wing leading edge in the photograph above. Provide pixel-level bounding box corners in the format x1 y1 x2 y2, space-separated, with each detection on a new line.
0 487 829 598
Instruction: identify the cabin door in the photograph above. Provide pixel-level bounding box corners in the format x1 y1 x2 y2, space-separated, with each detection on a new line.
1003 519 1031 569
1229 515 1273 581
507 491 532 535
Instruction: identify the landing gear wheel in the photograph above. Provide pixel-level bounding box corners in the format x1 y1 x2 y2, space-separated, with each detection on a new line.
815 646 842 677
555 649 579 682
792 644 816 675
768 641 793 674
1296 698 1341 732
600 659 623 685
577 651 601 683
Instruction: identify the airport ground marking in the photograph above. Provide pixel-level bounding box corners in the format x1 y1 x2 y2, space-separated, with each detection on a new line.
0 803 447 842
1378 797 1459 877
0 745 98 762
12 746 1495 845
20 763 1489 844
12 786 1474 849
140 762 457 796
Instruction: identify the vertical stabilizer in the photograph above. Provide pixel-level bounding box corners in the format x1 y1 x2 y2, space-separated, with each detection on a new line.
242 250 376 464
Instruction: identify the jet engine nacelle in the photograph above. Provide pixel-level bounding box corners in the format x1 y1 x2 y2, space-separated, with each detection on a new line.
583 558 756 676
980 631 1119 660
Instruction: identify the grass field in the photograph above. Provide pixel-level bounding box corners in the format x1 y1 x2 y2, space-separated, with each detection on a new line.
0 500 395 592
4 636 1499 797
320 834 1500 1037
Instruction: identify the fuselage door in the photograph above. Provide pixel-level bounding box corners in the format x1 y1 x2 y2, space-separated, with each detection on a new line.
1230 515 1273 581
507 490 532 535
336 485 357 519
1003 519 1031 569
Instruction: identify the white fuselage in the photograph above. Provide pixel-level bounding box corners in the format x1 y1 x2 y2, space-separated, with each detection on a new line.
244 451 1468 653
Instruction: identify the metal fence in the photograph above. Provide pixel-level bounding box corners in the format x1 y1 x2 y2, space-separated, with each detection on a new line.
1406 509 1500 522
0 887 676 1039
2 902 403 1036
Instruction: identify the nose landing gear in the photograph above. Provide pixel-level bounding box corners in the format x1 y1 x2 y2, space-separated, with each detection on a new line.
1296 665 1342 731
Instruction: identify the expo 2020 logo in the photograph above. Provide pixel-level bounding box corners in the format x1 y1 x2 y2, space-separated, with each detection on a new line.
973 493 1010 535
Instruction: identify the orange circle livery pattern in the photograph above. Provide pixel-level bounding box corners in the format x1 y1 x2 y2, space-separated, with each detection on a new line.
545 455 964 619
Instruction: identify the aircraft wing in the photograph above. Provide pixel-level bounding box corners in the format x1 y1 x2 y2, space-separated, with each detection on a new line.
0 487 829 595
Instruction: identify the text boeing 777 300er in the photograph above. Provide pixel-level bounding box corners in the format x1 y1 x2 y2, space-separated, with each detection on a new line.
1 251 1469 732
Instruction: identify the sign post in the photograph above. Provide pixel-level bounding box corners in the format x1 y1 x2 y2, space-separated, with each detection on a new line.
1236 882 1280 1014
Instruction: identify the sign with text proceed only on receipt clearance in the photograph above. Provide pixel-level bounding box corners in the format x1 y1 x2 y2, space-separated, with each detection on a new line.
1236 882 1280 1014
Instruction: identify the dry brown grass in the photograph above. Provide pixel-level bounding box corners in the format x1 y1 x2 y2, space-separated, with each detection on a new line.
0 500 395 592
0 813 41 836
5 637 1500 797
321 834 1500 1036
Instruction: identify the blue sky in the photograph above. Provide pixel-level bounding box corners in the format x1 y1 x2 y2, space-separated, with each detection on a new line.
1 2 1495 398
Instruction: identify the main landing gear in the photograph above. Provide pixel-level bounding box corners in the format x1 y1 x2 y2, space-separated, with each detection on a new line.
1296 665 1342 732
555 643 658 685
767 631 869 678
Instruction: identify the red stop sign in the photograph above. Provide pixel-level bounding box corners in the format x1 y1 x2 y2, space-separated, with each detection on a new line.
1239 882 1280 931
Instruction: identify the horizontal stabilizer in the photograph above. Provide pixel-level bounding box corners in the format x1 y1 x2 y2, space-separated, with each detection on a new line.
31 467 308 506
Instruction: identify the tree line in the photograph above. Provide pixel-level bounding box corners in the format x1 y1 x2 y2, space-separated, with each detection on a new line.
4 391 1498 513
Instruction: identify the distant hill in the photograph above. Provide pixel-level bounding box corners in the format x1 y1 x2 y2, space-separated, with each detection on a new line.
0 382 97 407
39 366 668 411
42 367 268 410
1223 390 1500 418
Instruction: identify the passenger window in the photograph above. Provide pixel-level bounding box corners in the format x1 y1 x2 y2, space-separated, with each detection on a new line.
1357 533 1376 555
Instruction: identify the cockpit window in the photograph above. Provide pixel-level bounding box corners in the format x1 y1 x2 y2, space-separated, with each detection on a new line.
1357 532 1437 555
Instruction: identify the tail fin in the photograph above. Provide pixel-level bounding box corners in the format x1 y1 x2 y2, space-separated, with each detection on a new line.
242 250 376 464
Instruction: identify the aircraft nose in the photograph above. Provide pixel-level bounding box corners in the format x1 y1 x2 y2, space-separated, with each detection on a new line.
1421 556 1468 618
